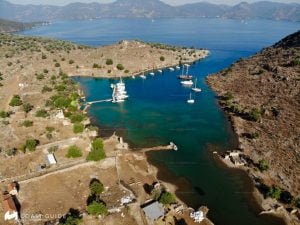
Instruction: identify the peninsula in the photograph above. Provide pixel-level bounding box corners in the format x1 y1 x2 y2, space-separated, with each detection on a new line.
0 33 210 225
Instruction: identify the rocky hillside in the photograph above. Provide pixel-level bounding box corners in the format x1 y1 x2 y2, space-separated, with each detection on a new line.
207 31 300 202
0 18 40 33
0 0 299 22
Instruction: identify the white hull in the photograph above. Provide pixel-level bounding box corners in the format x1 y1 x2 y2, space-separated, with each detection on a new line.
181 80 193 86
187 99 195 104
169 68 175 71
158 70 163 73
150 72 155 76
192 88 202 92
140 75 146 79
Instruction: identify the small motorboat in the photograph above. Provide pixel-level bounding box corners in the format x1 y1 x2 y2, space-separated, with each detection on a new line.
140 74 146 79
149 72 155 76
158 69 163 73
169 67 175 71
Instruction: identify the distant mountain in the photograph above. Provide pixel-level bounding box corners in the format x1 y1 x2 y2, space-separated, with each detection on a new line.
0 18 40 33
0 0 299 22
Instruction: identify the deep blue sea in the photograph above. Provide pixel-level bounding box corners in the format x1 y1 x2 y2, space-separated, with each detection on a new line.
21 19 299 225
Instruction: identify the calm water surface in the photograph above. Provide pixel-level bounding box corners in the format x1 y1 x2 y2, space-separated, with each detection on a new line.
21 19 300 225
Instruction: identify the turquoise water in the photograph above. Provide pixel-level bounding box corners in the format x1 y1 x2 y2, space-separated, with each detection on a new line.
21 19 300 225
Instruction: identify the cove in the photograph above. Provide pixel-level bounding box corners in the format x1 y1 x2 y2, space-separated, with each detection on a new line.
21 18 300 225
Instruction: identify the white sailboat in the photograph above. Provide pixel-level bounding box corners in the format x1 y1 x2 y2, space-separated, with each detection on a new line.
176 65 180 70
192 78 202 92
187 93 195 104
169 67 175 71
149 72 155 76
158 69 163 73
132 76 135 79
140 73 146 79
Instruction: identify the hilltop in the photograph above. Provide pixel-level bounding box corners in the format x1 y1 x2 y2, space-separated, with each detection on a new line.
0 0 299 22
207 31 300 224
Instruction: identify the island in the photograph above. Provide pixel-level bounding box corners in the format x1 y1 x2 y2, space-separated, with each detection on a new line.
0 33 210 225
207 31 300 225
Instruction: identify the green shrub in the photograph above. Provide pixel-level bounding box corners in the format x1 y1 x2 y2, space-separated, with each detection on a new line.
24 139 38 152
258 159 269 171
9 95 22 106
267 186 282 200
159 192 176 205
248 108 262 122
42 54 47 59
87 138 106 161
53 96 71 109
87 201 108 216
116 64 124 70
160 56 165 61
22 120 33 127
55 84 67 92
55 62 60 67
106 59 113 65
0 110 9 118
43 69 49 74
66 145 82 158
90 180 104 195
70 113 85 123
73 123 84 134
69 59 74 64
35 109 49 118
36 73 45 80
23 103 34 113
124 70 129 73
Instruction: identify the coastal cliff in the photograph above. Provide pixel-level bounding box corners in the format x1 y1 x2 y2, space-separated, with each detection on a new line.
207 31 300 224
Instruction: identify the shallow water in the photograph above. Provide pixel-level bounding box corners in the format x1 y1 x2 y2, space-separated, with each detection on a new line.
21 18 300 225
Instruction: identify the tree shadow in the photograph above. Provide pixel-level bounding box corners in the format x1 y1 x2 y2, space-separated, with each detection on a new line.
58 208 82 224
143 183 153 195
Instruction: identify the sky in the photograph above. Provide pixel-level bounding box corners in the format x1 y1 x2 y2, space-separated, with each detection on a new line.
6 0 300 6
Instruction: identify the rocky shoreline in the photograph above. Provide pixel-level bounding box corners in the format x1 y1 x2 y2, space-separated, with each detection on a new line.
207 31 300 225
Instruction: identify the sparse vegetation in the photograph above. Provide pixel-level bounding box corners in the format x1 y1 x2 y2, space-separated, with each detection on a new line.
21 120 33 127
23 139 38 152
90 180 104 195
73 123 84 134
258 159 269 171
35 109 49 118
22 103 34 113
66 145 82 158
248 108 262 122
159 191 176 205
267 186 282 200
87 201 108 216
160 56 165 61
106 59 113 65
9 95 22 106
86 138 105 161
116 64 124 70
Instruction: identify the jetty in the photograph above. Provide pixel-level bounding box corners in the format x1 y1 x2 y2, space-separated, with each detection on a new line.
140 142 178 153
86 99 112 105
